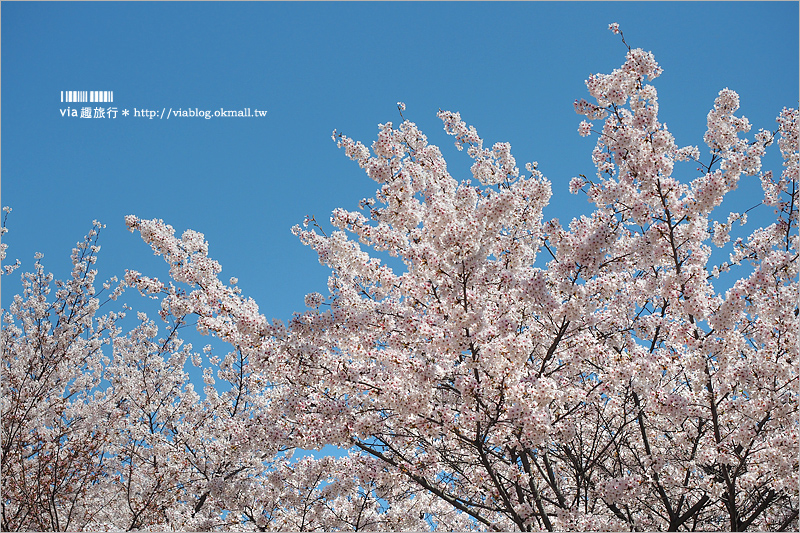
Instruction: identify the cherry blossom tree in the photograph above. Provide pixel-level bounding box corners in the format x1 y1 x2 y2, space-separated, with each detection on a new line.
0 225 452 531
3 24 797 531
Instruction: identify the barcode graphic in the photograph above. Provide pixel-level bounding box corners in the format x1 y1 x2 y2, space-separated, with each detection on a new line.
61 91 114 103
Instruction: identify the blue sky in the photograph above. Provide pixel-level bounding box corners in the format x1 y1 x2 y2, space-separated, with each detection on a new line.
2 2 798 336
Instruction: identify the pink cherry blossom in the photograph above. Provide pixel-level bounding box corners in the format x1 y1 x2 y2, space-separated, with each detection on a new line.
2 26 797 532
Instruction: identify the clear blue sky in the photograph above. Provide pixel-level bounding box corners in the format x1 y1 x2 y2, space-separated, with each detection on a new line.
2 1 798 327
